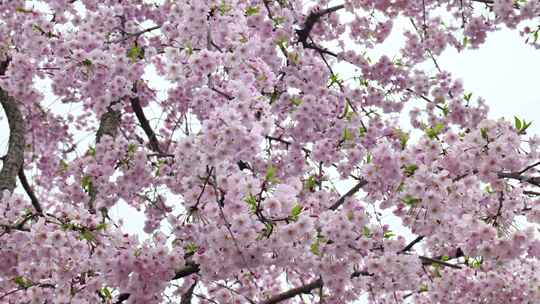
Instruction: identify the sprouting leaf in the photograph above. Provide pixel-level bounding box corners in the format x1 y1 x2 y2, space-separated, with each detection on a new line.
127 143 137 155
218 1 232 15
290 204 302 221
310 238 321 256
383 231 395 239
358 126 367 137
426 123 445 139
403 164 418 177
86 146 96 157
402 195 421 206
184 243 198 255
304 175 317 191
366 153 372 164
342 128 353 142
80 230 94 242
127 44 144 60
258 222 274 239
81 175 93 193
16 7 34 13
99 287 113 299
82 59 92 66
245 6 259 16
462 36 469 48
463 92 472 102
59 159 69 173
13 276 33 288
480 127 488 140
362 226 372 238
95 223 107 231
514 116 522 131
290 97 302 106
265 165 278 183
244 194 258 213
328 73 343 87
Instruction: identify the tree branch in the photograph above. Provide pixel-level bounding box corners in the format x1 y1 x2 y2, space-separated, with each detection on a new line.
115 263 200 303
258 278 323 304
180 281 197 304
328 179 368 210
0 85 25 196
398 235 425 254
89 108 121 213
18 169 42 214
130 96 162 153
296 4 345 47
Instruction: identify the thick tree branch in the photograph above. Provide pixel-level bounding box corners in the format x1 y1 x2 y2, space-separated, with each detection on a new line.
130 97 162 153
0 87 25 196
259 278 323 304
328 179 368 210
95 109 121 144
88 108 121 213
296 4 345 47
180 281 197 304
398 235 425 254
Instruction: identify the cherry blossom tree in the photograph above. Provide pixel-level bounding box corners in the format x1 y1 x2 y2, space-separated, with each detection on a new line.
2 0 540 303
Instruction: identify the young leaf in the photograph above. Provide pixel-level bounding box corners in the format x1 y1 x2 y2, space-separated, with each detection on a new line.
290 204 302 221
514 116 522 131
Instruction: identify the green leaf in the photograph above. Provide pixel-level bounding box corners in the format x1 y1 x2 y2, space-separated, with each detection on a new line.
328 73 343 88
463 92 473 102
383 231 395 239
441 104 449 116
244 194 258 213
16 7 34 13
273 16 286 27
184 243 198 255
290 97 302 106
304 175 317 191
95 223 107 231
258 222 274 239
342 128 353 142
86 146 96 157
218 1 232 15
480 127 488 140
514 116 522 131
402 195 421 206
81 175 93 193
13 276 32 288
366 153 372 164
80 230 94 242
154 159 166 176
127 143 137 155
310 238 320 256
400 133 409 149
426 123 445 139
59 159 69 173
265 165 277 182
362 226 372 238
289 204 302 221
82 59 92 66
462 36 469 48
403 164 418 177
441 255 450 261
245 6 259 16
99 287 113 299
127 44 144 60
